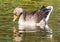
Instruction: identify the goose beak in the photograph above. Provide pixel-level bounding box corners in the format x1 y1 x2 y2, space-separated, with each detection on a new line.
13 15 17 22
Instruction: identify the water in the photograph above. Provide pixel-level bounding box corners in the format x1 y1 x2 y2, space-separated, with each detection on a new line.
13 30 60 42
0 30 60 42
0 0 60 42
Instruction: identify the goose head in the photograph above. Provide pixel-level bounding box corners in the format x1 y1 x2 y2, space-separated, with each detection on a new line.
13 7 25 22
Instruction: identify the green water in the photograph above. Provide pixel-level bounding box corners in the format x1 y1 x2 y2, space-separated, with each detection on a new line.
0 0 60 42
23 32 60 42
